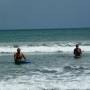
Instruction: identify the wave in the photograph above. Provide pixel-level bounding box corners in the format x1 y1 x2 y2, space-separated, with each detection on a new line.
33 68 57 73
64 65 88 71
0 41 90 54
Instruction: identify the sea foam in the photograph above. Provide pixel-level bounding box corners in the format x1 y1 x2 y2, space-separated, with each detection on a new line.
0 41 90 54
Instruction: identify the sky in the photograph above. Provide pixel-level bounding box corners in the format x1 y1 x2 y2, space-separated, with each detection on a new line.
0 0 90 29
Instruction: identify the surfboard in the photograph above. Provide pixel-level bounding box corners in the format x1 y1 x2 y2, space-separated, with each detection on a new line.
20 60 31 64
14 60 31 65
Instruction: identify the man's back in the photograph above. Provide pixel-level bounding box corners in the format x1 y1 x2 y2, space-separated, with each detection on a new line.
74 44 82 58
74 48 81 56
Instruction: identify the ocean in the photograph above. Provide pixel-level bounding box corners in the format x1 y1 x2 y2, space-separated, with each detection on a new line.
0 28 90 90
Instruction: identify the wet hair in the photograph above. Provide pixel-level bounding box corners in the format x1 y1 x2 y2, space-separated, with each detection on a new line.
76 44 79 47
17 48 21 51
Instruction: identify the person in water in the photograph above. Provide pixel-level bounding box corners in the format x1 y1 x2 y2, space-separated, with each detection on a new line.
14 48 26 64
74 44 82 58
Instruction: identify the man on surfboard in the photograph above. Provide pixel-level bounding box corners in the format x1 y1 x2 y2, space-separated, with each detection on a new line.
74 44 82 58
14 48 26 64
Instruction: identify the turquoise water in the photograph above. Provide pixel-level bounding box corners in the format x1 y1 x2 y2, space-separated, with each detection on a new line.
0 28 90 90
0 28 90 42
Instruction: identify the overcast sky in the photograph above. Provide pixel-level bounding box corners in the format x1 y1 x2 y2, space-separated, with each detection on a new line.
0 0 90 29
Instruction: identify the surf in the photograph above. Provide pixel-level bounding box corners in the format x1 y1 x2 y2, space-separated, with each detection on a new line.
0 41 90 54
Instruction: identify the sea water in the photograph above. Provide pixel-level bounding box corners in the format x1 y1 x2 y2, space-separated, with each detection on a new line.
0 28 90 90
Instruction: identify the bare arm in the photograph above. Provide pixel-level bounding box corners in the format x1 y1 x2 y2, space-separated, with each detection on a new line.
80 49 82 55
74 49 76 55
22 53 26 60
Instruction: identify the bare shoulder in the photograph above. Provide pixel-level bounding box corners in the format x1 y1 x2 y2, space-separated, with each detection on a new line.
74 48 76 51
21 52 24 55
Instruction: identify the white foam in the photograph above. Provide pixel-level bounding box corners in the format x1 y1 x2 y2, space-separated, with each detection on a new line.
0 45 90 54
0 75 90 90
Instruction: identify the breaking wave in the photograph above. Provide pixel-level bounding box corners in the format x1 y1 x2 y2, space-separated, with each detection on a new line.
0 41 90 54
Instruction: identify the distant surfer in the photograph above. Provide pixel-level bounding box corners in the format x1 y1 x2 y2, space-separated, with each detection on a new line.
74 44 82 58
14 48 26 64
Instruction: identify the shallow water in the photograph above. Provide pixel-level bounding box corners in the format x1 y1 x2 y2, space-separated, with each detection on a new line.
0 53 90 90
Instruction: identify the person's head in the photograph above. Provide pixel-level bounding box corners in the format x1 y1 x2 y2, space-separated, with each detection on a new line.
76 44 79 48
17 48 21 53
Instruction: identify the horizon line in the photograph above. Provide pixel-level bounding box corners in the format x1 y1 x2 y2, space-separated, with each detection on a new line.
0 27 90 30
